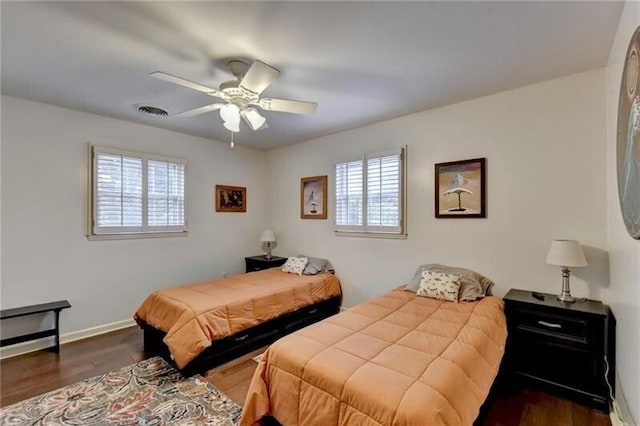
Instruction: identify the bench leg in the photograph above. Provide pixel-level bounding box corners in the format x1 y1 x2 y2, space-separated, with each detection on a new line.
51 309 61 353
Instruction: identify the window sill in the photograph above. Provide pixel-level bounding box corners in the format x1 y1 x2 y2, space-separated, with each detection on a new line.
87 231 189 241
334 230 407 240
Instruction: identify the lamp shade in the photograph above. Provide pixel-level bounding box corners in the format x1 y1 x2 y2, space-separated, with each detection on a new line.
546 240 588 267
260 229 276 243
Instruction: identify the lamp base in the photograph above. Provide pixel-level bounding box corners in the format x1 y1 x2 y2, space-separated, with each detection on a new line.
556 267 576 303
557 293 576 303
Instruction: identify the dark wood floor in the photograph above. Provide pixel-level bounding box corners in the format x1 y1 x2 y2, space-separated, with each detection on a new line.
0 327 611 426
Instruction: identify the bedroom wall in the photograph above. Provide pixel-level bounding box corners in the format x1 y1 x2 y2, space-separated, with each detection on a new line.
605 2 640 423
266 69 607 310
0 96 269 355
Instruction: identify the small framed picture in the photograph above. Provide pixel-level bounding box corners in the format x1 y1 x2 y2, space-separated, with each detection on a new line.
215 185 246 212
300 175 328 219
435 158 486 218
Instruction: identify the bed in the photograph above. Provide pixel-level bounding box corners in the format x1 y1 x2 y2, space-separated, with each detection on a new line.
134 267 342 375
240 286 507 426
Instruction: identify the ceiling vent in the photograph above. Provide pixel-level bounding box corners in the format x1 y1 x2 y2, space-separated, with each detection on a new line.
136 105 168 116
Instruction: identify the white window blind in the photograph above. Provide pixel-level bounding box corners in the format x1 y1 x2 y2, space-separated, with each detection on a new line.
91 146 187 236
335 147 405 235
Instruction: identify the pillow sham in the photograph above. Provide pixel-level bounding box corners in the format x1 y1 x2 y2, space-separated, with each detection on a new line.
281 256 309 275
406 264 494 301
301 257 335 275
416 270 461 302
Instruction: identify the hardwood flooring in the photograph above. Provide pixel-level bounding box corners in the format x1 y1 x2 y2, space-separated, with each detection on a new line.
0 326 611 426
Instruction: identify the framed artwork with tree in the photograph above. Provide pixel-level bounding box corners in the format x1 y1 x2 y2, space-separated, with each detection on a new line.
300 175 327 219
435 158 486 218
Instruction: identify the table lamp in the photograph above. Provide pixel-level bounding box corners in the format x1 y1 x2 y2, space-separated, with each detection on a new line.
260 230 276 259
546 239 588 303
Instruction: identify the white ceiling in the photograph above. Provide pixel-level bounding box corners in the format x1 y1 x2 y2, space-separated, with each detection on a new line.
1 1 623 150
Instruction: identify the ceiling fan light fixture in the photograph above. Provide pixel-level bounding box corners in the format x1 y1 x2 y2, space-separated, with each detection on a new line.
223 117 240 132
220 103 240 122
242 108 267 131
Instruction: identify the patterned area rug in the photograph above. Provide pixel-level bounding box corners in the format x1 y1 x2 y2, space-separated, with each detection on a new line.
0 357 242 425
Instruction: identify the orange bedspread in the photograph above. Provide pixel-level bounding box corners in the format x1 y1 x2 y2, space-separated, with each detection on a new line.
240 287 506 426
134 268 342 369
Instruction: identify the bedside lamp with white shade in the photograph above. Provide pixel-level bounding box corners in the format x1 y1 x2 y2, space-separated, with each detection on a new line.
546 239 588 303
260 230 276 259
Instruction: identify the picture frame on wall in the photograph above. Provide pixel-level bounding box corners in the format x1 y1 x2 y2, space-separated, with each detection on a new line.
301 175 328 219
215 185 246 212
435 158 486 218
616 26 640 239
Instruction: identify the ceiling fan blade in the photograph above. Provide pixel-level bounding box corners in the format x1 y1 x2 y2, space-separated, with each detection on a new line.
258 98 317 115
239 60 280 95
174 103 224 117
150 71 222 97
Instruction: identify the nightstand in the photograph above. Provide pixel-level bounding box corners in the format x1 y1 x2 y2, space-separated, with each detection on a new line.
245 255 287 273
503 289 613 412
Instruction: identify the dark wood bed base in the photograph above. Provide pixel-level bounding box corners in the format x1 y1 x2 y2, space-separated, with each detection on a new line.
141 295 342 376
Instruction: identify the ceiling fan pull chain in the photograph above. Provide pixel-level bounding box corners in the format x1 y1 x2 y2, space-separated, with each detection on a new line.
230 131 235 149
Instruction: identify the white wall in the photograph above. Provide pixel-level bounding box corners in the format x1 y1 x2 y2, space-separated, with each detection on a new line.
267 69 607 309
1 96 269 348
606 3 640 423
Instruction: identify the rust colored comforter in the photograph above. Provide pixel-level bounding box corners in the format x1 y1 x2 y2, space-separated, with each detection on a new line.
134 268 341 369
240 287 507 426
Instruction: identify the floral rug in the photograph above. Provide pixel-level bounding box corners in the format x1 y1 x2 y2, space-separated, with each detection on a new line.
0 357 242 425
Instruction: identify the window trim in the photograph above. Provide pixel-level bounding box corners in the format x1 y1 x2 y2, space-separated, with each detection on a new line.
334 146 407 239
88 144 188 239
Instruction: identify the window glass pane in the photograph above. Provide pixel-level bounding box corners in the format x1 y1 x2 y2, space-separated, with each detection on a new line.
336 160 363 226
96 153 142 227
148 160 185 227
367 154 400 227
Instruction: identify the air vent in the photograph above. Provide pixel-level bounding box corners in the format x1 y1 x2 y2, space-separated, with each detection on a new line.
137 105 168 116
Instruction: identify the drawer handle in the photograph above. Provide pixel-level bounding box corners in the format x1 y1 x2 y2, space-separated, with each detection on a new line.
537 320 562 329
234 334 249 341
308 308 318 314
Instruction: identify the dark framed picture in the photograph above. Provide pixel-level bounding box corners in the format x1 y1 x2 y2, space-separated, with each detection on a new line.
301 175 328 219
215 185 246 212
435 158 486 218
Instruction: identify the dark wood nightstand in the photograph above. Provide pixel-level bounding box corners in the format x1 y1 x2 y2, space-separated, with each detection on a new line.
503 289 613 412
245 255 287 273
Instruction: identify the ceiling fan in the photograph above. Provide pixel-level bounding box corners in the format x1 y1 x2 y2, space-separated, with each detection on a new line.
151 59 317 133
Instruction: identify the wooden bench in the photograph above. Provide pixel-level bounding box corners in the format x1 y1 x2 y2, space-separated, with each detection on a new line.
0 300 71 353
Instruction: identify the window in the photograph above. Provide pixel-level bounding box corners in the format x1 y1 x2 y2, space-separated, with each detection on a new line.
335 147 406 237
90 145 187 238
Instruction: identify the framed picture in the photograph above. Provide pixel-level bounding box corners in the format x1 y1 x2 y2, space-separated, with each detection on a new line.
215 185 246 212
435 158 486 218
616 26 640 239
301 175 328 219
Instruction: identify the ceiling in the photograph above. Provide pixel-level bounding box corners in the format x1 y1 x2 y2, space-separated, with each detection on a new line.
1 1 623 150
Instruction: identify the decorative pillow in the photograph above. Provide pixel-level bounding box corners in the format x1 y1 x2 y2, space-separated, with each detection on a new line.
416 271 461 302
406 264 494 301
281 256 309 275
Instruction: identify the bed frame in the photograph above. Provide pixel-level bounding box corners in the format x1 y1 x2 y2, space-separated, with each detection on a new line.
141 295 342 376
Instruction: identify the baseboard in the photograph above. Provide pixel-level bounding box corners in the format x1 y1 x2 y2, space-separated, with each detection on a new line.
0 318 136 359
610 378 636 426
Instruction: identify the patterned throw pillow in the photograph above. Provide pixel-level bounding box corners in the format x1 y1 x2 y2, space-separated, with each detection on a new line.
281 256 309 275
416 270 461 302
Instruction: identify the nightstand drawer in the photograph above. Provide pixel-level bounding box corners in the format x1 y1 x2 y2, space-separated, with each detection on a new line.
513 308 588 343
245 255 287 273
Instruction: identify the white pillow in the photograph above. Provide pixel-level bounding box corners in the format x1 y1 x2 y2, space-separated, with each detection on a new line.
281 256 309 275
416 270 461 302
